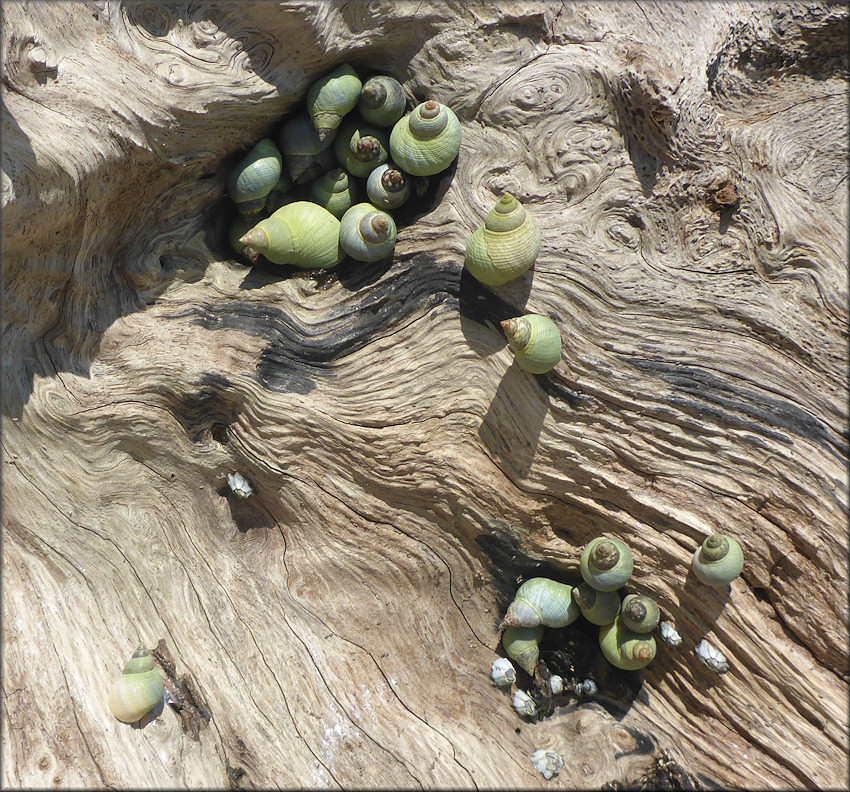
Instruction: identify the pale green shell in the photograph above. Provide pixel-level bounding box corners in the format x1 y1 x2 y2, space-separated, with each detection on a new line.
339 203 397 262
620 594 660 634
500 577 580 630
502 624 544 675
501 314 561 374
580 537 633 592
308 168 357 219
366 163 410 210
334 119 389 178
465 193 541 286
572 582 620 626
107 647 165 723
693 534 744 587
280 114 338 183
358 75 406 127
389 100 462 176
239 201 344 270
599 615 657 670
228 138 282 211
307 63 362 140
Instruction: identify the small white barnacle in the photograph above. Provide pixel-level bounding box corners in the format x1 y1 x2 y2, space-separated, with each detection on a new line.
660 620 682 647
512 689 536 719
491 657 516 687
531 749 564 780
695 639 730 673
549 675 564 696
227 472 254 498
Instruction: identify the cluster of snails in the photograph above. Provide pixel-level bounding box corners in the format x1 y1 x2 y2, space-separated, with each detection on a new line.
492 533 745 721
226 63 462 270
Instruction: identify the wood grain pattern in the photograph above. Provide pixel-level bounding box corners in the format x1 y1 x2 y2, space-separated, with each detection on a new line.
3 1 847 788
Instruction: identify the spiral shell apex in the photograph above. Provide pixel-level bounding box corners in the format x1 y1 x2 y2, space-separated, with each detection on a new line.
358 75 406 127
499 577 579 630
465 193 541 286
228 138 282 215
334 119 389 178
599 615 657 670
501 314 561 374
308 168 357 218
366 163 411 210
389 100 462 176
502 624 544 674
620 594 660 633
108 647 165 723
580 537 633 592
339 203 397 262
692 533 744 587
307 63 362 141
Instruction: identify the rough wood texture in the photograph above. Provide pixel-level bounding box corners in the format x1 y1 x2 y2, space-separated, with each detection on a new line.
3 1 847 789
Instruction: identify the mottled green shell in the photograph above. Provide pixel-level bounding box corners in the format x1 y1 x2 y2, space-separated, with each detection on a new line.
599 615 656 670
366 163 410 210
108 647 165 723
620 594 660 634
465 193 541 286
339 203 397 262
502 624 544 675
389 100 462 176
572 582 620 626
501 314 561 374
501 577 580 629
239 201 344 270
307 63 362 140
580 537 633 592
228 138 282 208
358 75 406 127
693 534 744 587
308 168 357 219
334 119 389 178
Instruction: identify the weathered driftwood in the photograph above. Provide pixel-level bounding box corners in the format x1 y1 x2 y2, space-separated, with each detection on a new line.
2 1 847 788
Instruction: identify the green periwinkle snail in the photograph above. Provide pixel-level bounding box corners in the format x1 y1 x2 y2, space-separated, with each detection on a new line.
599 615 657 671
108 647 165 723
572 582 620 626
620 594 660 633
307 63 362 141
499 577 579 630
339 203 397 262
358 75 406 127
580 537 634 592
502 624 544 674
308 168 357 219
501 314 562 374
389 100 462 176
228 138 283 216
692 533 744 587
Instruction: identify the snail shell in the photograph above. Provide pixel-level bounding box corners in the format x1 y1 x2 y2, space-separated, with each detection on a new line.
499 577 579 630
491 657 516 687
599 615 657 670
620 594 660 634
107 647 165 723
265 171 293 214
366 163 411 210
358 75 406 127
308 168 358 219
229 216 253 259
572 582 620 626
464 193 541 286
531 750 564 781
228 138 282 215
389 100 462 176
334 119 390 178
307 63 362 141
502 624 544 675
339 202 397 262
279 114 337 184
238 201 344 270
692 533 744 587
580 537 634 592
501 314 561 374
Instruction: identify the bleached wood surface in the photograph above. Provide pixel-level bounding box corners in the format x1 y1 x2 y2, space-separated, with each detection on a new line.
2 1 847 788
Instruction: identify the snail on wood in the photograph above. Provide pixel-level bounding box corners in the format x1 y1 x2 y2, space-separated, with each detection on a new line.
501 314 561 374
501 624 544 675
227 138 282 216
238 201 344 270
308 168 358 219
107 647 165 723
620 594 660 633
279 114 337 184
339 202 397 262
499 577 579 630
599 615 657 670
572 582 620 626
358 75 406 127
464 193 541 286
334 119 389 178
389 100 462 176
491 657 516 686
307 63 362 141
692 533 744 587
580 537 634 592
366 163 411 210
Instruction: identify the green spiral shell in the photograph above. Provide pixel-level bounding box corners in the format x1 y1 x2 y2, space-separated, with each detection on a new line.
599 615 657 670
280 113 338 183
692 534 744 587
334 119 389 178
389 100 462 176
502 624 544 675
366 163 410 210
620 594 660 633
580 537 633 592
501 314 561 374
464 193 541 286
572 582 620 626
228 138 283 213
358 75 406 127
339 203 397 262
307 63 362 141
107 647 165 723
238 201 344 270
499 577 580 630
308 168 357 219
